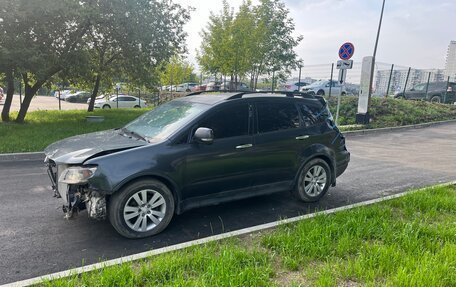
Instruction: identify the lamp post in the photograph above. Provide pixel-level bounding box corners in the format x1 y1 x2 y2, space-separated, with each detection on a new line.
297 59 303 90
368 0 386 100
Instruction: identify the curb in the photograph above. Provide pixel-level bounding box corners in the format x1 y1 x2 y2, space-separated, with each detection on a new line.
2 181 455 287
342 119 456 137
0 119 455 162
0 151 44 162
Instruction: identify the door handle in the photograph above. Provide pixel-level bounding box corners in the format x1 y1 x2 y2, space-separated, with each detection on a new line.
236 144 253 149
296 135 310 140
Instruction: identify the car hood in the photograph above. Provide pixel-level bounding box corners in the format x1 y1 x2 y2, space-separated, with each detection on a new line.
44 129 147 164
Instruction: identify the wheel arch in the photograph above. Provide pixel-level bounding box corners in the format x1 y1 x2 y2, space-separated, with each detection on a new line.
293 153 336 190
112 174 182 214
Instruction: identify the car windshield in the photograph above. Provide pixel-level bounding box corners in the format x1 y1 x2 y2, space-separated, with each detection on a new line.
124 100 209 142
307 81 325 87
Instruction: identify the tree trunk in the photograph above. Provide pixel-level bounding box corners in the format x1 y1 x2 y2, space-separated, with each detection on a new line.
15 84 38 123
1 68 15 122
87 74 102 112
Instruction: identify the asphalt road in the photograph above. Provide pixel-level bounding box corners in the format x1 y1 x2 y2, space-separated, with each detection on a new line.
1 123 455 285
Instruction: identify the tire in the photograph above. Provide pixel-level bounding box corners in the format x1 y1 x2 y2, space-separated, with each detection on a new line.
341 92 346 96
317 90 325 96
134 105 140 108
430 95 441 103
293 158 331 202
108 179 175 238
186 89 191 92
102 104 111 109
396 95 405 100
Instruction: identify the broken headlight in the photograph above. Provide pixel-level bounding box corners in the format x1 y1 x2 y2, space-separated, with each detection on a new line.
59 166 97 184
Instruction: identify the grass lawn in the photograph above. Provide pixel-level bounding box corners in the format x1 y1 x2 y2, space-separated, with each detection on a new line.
1 97 456 153
0 109 149 153
42 184 456 287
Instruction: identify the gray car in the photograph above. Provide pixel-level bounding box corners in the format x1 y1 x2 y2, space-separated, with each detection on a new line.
394 81 456 103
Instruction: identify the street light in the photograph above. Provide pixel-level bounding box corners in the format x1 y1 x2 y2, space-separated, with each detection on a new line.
368 0 386 99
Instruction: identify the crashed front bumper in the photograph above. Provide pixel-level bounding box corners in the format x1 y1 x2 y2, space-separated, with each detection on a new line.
46 159 107 220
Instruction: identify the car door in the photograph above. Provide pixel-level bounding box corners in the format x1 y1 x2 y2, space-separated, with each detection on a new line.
182 101 256 199
250 100 308 188
406 83 426 100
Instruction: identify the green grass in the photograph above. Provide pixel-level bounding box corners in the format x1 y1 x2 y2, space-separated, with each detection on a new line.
41 184 456 287
0 109 149 153
1 97 456 153
329 96 456 129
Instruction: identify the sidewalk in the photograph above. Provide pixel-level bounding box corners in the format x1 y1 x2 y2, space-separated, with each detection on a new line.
0 95 87 112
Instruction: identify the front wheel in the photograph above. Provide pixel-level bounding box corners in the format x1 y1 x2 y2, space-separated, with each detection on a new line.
102 104 111 109
108 179 175 238
294 158 331 202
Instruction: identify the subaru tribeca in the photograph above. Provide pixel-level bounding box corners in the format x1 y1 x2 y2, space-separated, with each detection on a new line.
44 91 350 238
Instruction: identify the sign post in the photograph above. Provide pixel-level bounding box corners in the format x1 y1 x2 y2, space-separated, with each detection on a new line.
335 42 354 125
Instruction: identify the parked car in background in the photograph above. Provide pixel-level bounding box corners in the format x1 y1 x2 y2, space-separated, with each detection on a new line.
176 83 199 92
219 81 250 91
94 95 147 109
301 80 346 96
44 91 350 238
87 94 107 104
65 91 91 103
394 81 456 104
54 90 74 100
279 81 308 92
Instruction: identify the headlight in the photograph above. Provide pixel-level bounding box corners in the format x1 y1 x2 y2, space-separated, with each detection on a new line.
59 166 97 184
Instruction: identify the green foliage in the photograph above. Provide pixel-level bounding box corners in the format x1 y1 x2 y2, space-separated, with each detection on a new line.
328 97 456 128
262 185 456 286
197 0 302 88
159 55 197 86
0 109 149 153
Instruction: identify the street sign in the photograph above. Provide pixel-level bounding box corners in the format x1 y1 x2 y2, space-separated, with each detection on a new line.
338 69 346 84
339 42 355 60
337 60 353 70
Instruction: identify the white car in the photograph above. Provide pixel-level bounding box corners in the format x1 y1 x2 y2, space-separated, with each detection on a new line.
279 81 308 92
301 80 346 96
94 95 147 109
54 90 74 100
175 83 198 92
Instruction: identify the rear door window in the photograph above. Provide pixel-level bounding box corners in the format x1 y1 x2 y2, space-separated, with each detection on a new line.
257 102 300 133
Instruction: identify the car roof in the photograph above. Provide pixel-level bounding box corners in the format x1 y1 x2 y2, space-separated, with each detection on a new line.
176 91 326 107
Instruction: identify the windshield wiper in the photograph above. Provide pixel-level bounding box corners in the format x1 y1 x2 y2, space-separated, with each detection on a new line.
120 128 149 142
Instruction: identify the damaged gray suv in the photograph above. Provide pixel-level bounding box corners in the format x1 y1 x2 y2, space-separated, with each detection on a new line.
45 91 350 238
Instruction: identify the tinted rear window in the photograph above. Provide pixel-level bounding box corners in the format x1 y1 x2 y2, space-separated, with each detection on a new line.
257 102 299 133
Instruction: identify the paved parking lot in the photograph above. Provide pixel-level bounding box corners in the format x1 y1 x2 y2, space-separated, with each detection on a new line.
0 95 87 112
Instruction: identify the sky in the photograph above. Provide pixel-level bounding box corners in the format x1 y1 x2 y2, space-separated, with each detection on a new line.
173 0 454 71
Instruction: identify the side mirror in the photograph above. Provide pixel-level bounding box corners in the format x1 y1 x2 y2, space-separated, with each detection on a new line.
194 127 214 144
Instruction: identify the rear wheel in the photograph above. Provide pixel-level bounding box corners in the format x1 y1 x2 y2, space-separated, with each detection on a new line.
134 105 140 108
102 104 111 109
294 158 331 202
430 95 441 103
109 179 175 238
317 90 325 96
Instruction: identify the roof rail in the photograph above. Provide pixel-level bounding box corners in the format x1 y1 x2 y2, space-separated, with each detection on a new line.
184 90 326 106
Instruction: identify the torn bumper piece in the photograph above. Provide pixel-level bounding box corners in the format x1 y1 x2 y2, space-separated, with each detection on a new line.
46 160 106 220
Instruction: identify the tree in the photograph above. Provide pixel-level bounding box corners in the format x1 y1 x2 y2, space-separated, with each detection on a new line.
0 0 190 121
80 0 190 111
159 55 197 87
197 0 302 90
0 0 89 122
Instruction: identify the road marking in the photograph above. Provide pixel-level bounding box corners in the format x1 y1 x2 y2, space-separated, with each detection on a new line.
1 181 455 287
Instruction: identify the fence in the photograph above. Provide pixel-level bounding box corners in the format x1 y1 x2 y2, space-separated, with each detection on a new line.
286 61 454 98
